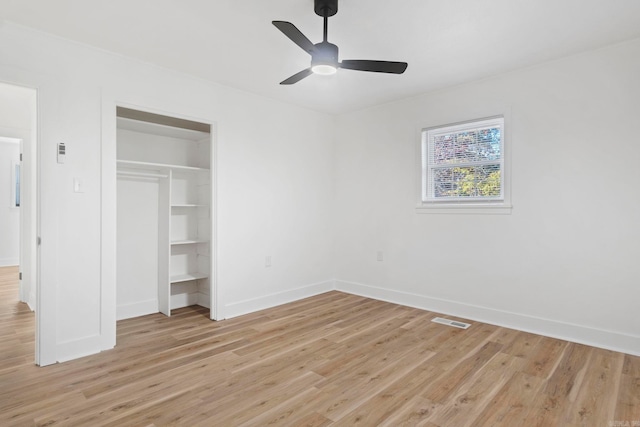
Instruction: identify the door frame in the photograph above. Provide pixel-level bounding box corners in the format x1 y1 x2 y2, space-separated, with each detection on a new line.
0 82 39 364
101 90 219 350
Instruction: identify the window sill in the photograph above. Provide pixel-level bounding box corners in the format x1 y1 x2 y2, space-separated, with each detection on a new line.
416 202 512 215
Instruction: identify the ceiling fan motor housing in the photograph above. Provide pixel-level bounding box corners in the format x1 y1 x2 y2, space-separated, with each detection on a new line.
315 0 338 17
312 42 339 68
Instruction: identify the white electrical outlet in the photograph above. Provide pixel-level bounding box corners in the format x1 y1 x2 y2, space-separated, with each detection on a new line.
265 256 272 267
377 251 383 262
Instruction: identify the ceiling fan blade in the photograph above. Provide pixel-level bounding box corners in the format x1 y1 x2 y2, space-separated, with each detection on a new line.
280 68 313 85
272 21 316 55
340 60 408 74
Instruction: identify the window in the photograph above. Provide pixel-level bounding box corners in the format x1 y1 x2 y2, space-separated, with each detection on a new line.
419 116 510 213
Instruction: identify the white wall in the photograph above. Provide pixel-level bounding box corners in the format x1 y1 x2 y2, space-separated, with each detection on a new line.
0 23 335 364
116 175 160 320
333 39 640 355
0 139 19 266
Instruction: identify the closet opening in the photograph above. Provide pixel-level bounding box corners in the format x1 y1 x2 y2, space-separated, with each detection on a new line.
115 107 215 322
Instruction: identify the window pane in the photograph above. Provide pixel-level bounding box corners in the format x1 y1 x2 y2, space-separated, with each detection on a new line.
432 164 501 198
433 127 501 164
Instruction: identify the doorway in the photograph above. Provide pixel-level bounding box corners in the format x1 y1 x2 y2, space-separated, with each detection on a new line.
0 81 38 364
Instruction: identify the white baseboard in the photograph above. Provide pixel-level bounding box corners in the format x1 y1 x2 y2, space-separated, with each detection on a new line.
335 279 640 357
116 299 158 321
27 290 36 311
56 334 110 363
223 279 335 320
0 258 18 267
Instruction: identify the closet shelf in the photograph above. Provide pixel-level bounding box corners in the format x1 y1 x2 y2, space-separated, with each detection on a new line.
171 239 209 245
117 159 209 173
171 272 208 283
171 204 208 208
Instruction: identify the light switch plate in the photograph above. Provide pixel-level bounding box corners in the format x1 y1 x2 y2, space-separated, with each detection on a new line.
73 178 84 193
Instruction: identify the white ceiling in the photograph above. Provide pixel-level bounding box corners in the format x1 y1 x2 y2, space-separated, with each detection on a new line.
2 0 640 114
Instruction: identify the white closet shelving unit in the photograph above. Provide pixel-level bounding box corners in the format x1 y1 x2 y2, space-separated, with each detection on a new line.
116 108 213 319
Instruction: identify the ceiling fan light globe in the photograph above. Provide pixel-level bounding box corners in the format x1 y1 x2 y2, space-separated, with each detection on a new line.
312 64 337 75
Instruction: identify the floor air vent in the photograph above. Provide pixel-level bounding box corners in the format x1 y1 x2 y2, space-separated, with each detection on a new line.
431 317 471 329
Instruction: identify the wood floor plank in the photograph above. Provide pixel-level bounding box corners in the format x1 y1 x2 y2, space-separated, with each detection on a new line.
278 410 333 427
472 371 546 427
311 347 437 422
312 317 411 378
207 371 325 426
235 386 326 426
561 348 624 425
331 356 442 425
501 330 543 359
421 341 503 403
416 322 500 374
521 336 568 378
615 355 640 423
428 351 525 426
0 266 638 426
522 342 594 426
378 395 441 427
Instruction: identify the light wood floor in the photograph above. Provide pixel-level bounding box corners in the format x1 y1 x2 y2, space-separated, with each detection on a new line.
1 266 639 426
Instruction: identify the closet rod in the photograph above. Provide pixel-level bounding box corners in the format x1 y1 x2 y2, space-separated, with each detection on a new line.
117 170 168 179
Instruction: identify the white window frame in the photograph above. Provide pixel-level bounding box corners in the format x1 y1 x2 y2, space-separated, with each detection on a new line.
417 115 512 214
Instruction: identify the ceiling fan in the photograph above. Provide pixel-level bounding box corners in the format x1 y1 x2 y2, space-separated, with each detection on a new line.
273 0 408 85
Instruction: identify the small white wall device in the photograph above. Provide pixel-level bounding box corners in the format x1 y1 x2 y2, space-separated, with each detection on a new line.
57 142 66 164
